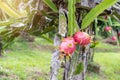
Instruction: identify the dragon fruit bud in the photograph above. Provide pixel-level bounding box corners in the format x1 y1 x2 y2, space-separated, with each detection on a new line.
59 37 76 55
73 32 91 46
111 36 117 41
104 16 108 20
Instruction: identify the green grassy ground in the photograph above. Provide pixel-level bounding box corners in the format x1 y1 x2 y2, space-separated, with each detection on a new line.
0 37 120 80
86 42 120 80
86 52 120 80
0 38 52 80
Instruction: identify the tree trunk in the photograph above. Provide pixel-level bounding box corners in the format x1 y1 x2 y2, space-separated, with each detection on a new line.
50 34 61 80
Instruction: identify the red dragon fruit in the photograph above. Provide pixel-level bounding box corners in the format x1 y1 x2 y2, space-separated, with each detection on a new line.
104 26 112 32
118 32 120 36
111 36 117 41
73 31 91 46
59 37 76 55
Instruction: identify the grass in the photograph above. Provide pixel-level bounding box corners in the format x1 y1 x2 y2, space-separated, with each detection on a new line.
0 50 51 79
86 42 120 80
0 37 52 80
95 42 120 52
86 52 120 80
0 37 120 80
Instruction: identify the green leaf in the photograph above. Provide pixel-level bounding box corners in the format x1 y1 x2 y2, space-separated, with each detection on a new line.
68 0 78 36
41 10 55 19
81 0 118 29
112 24 120 27
3 32 20 49
43 0 58 12
74 21 79 32
58 9 67 37
90 41 99 48
0 19 22 27
97 17 108 22
113 10 120 20
0 26 6 30
108 16 113 26
74 62 84 75
76 0 80 3
40 34 53 43
40 26 55 35
31 26 55 37
0 1 20 18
